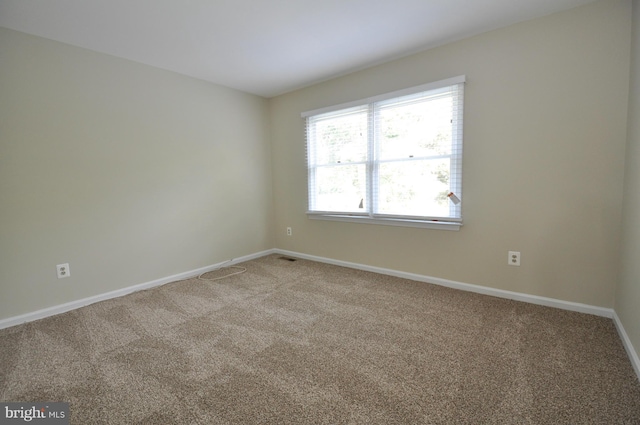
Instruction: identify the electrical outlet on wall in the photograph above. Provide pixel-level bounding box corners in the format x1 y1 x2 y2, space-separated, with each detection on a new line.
286 227 292 236
508 251 521 266
56 263 71 278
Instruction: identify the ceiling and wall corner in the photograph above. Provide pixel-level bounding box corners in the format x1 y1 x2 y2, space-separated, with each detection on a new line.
0 0 599 98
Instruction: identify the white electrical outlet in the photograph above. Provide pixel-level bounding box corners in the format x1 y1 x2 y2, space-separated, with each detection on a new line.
56 263 71 278
508 251 521 266
286 227 292 236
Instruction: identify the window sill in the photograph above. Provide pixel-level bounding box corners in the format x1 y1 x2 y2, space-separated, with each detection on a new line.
307 213 462 231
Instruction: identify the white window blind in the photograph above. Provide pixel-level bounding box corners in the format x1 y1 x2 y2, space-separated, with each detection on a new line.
303 76 465 226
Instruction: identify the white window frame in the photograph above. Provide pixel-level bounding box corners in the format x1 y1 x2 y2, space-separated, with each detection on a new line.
302 76 465 231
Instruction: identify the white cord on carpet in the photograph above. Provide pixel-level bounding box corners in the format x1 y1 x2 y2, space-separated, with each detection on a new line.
197 265 247 282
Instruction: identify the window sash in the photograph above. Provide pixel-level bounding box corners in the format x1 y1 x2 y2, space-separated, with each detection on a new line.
304 76 464 224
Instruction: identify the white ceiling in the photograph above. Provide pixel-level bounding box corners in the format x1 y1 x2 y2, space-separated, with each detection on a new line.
0 0 597 98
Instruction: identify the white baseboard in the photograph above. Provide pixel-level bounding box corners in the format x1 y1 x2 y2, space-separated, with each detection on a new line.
0 249 276 330
277 249 640 381
275 249 614 318
2 247 638 383
612 311 640 382
1 247 610 330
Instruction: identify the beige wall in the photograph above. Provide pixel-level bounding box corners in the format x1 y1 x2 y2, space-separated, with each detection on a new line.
0 0 636 334
270 0 632 307
617 0 640 365
0 28 274 319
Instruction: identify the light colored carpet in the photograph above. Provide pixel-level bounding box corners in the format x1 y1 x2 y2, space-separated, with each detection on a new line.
1 254 639 424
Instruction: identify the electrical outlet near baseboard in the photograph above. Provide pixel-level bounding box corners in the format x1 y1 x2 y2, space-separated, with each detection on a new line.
508 251 521 266
56 263 71 279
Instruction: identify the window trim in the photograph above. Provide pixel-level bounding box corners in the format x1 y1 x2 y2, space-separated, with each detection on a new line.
302 75 465 231
301 75 465 118
307 213 462 231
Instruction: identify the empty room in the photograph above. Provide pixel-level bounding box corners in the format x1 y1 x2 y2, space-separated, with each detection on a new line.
1 0 640 423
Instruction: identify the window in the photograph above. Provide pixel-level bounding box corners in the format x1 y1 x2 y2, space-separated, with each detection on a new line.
302 76 465 230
